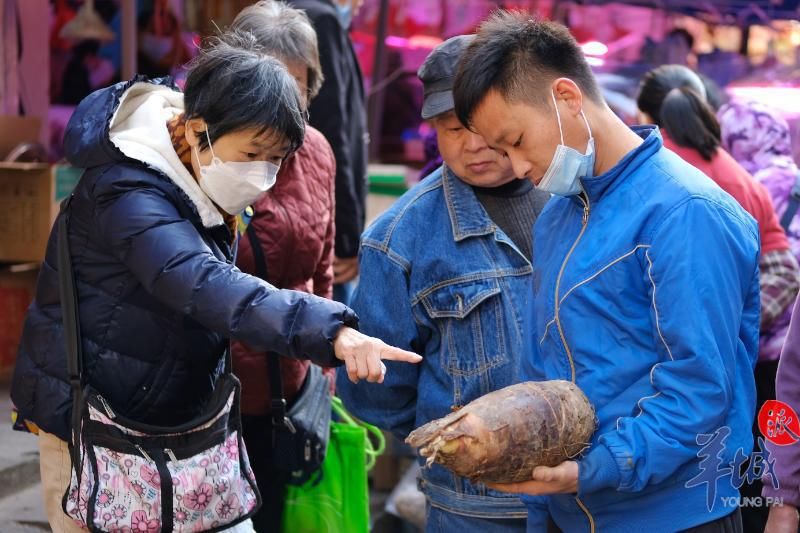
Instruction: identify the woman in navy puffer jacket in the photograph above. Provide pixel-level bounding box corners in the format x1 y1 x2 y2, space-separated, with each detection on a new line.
11 34 419 531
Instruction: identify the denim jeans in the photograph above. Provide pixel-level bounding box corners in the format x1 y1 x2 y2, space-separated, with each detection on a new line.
426 504 527 533
333 280 355 306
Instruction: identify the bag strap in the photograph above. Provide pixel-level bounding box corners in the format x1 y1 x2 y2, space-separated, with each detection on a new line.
268 352 290 434
245 218 292 433
246 222 269 281
57 195 87 475
58 198 83 389
780 171 800 232
332 397 385 470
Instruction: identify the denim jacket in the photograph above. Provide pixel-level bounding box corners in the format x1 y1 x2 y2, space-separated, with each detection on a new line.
336 166 532 518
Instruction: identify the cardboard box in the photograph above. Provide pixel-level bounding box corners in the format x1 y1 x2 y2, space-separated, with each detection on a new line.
0 264 39 382
0 164 81 262
0 115 41 161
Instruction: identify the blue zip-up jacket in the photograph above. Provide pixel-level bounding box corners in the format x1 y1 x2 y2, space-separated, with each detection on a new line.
337 166 548 519
523 128 760 531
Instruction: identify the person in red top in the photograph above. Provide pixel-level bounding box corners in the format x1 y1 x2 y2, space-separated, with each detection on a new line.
664 135 788 256
229 3 336 531
638 64 800 533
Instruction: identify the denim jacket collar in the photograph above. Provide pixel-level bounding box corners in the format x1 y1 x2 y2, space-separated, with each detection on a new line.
442 165 496 242
577 126 662 205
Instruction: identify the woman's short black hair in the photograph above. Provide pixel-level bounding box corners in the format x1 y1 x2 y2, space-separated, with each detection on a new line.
183 31 305 153
454 10 603 128
637 64 720 161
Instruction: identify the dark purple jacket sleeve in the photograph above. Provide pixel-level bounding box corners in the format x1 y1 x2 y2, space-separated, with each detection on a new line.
763 296 800 507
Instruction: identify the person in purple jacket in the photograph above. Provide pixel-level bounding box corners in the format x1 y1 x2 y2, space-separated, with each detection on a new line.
763 295 800 533
718 101 800 533
719 100 800 363
718 99 800 532
719 101 800 531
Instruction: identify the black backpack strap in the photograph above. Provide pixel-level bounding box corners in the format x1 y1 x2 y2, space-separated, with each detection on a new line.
781 172 800 232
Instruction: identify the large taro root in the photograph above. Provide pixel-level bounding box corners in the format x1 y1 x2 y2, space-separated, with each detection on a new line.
406 380 596 484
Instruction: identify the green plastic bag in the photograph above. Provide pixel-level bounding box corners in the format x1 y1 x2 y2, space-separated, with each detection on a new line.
282 397 385 533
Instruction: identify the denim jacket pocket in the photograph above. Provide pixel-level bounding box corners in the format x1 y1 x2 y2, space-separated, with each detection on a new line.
420 278 508 379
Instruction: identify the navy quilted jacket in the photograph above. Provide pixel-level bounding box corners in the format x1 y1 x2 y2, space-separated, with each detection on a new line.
11 77 356 441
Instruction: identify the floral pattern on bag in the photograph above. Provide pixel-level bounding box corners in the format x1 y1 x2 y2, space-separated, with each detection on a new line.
66 445 162 531
65 384 258 532
169 432 258 532
64 450 94 530
65 434 257 532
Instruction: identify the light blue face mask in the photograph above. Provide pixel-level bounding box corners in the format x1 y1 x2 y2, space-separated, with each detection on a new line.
335 2 352 28
537 91 596 197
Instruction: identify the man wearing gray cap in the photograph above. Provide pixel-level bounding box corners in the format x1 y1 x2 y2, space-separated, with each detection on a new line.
337 35 549 531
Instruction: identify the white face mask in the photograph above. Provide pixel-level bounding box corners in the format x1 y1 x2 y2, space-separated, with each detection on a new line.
194 130 280 215
537 91 596 197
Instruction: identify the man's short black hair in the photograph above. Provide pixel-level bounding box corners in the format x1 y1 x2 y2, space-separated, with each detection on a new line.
454 10 603 127
184 30 305 153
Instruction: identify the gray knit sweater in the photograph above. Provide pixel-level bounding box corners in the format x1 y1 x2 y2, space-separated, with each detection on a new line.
473 179 550 261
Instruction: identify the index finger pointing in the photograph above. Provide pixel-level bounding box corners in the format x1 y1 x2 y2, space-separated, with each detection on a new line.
380 344 422 363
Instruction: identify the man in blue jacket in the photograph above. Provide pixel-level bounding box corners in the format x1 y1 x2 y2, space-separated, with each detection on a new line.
337 35 549 530
453 12 759 532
